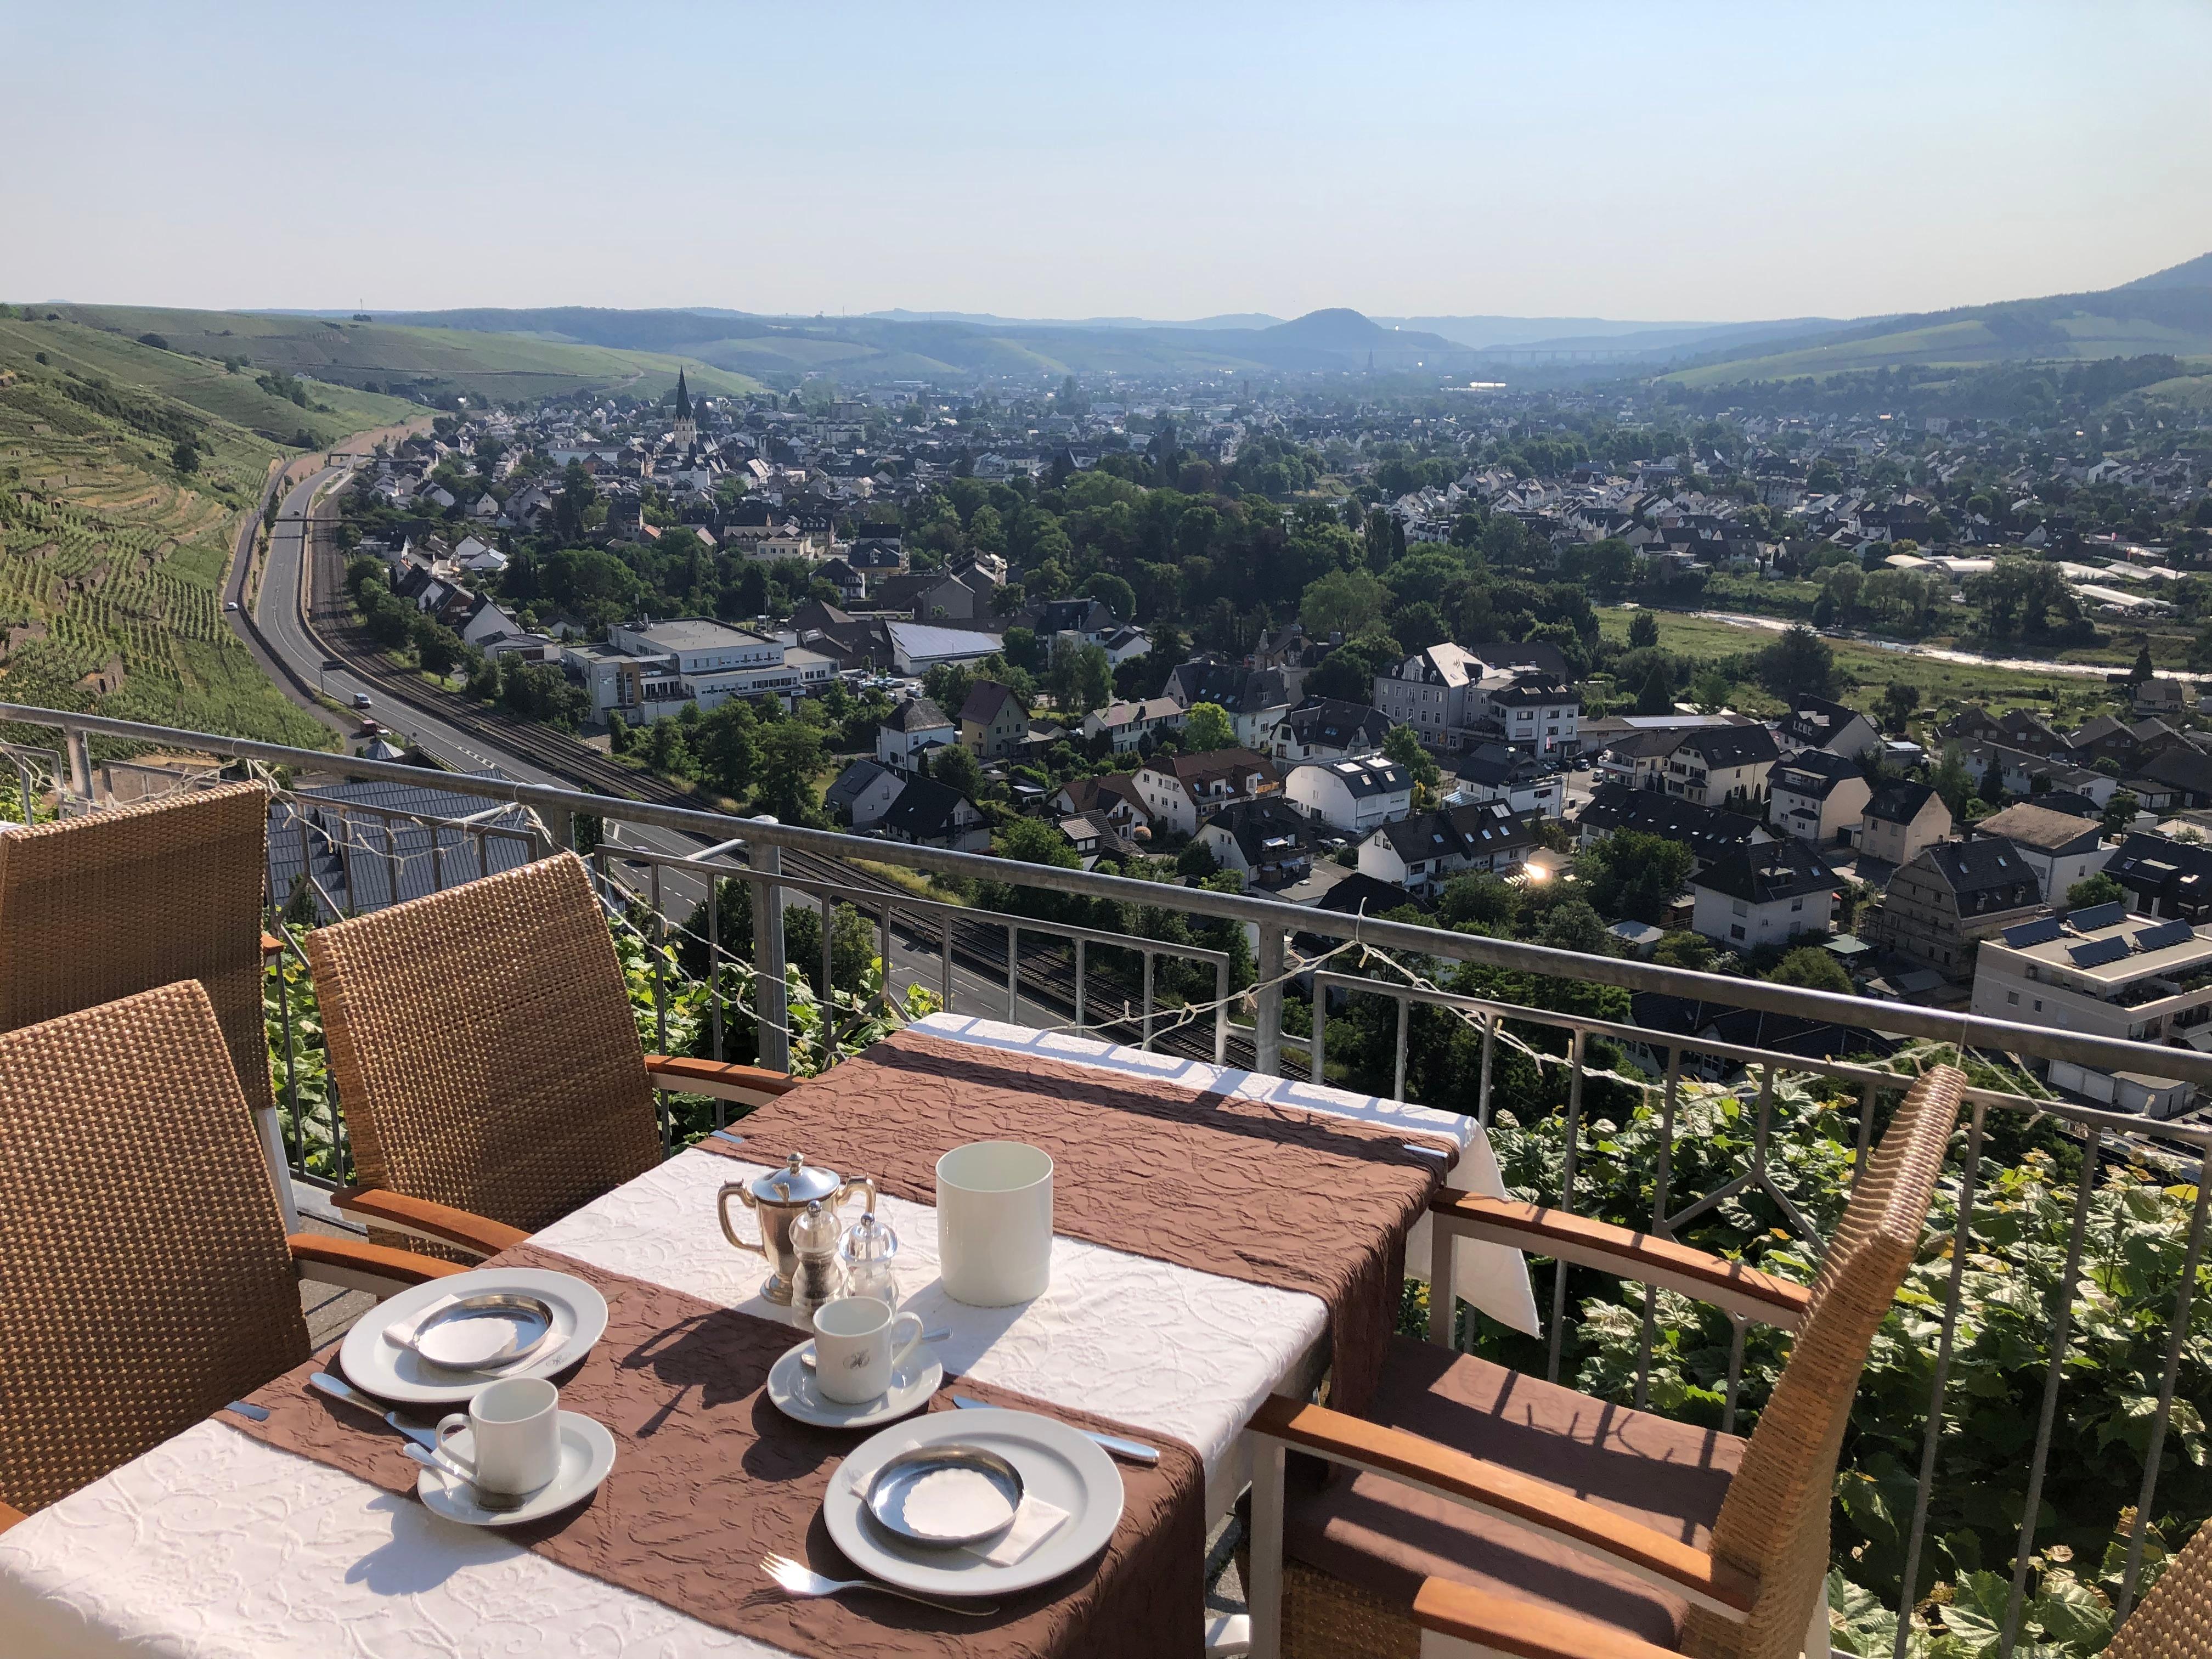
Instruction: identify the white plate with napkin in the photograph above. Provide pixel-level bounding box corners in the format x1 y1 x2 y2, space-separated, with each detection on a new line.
825 1408 1125 1597
338 1268 608 1407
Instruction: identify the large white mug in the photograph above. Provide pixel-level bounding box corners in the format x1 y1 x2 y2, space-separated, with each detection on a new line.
810 1296 926 1404
936 1140 1054 1307
436 1375 561 1497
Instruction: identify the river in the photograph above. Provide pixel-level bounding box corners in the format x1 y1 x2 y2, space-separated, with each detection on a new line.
1686 611 2206 689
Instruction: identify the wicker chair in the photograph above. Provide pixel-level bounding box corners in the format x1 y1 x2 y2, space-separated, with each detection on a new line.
2111 1517 2212 1658
1244 1064 1966 1659
0 783 291 1206
303 851 794 1257
0 980 461 1534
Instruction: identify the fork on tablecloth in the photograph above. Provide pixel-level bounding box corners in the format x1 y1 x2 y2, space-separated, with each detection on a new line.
759 1553 999 1617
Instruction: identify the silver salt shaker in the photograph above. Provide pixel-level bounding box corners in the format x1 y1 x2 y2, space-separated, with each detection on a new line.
787 1200 845 1329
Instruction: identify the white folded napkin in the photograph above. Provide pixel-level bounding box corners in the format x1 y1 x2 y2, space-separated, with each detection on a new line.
382 1294 458 1349
381 1296 537 1370
963 1492 1070 1567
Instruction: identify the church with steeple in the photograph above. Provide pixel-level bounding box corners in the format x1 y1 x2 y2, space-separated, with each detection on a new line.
671 368 697 454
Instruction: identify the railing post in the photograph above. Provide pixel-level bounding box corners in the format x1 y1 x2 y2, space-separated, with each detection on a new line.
544 806 574 856
1254 924 1284 1077
1214 954 1229 1065
1006 922 1020 1022
1141 951 1155 1051
1392 995 1410 1103
752 818 789 1075
65 727 92 801
1074 938 1087 1035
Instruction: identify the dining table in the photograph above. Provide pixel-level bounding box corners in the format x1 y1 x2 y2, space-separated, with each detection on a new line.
0 1012 1539 1659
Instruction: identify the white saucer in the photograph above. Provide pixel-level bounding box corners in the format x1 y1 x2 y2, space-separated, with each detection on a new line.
416 1412 616 1527
766 1341 943 1430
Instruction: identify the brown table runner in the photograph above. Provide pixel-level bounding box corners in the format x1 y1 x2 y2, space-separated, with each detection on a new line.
227 1245 1204 1659
702 1029 1458 1415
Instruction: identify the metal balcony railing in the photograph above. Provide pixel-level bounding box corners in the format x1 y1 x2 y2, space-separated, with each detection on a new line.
8 702 2212 1654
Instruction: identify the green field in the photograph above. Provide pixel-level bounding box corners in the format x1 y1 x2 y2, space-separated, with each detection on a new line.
22 306 761 407
1599 608 2138 729
0 353 336 754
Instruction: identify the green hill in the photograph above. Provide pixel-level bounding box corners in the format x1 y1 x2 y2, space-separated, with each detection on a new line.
27 306 761 407
1663 259 2212 387
0 338 343 757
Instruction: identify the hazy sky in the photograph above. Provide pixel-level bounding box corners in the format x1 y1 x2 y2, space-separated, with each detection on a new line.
7 2 2209 324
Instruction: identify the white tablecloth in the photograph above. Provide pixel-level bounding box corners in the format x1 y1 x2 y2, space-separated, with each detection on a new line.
0 1017 1534 1659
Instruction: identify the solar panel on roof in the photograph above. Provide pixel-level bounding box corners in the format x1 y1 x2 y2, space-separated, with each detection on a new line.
2132 919 2196 952
2068 900 2129 932
2068 936 2130 968
2002 917 2066 948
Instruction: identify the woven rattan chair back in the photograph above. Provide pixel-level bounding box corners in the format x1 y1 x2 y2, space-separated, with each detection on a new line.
1682 1064 1964 1659
303 852 661 1237
2111 1517 2212 1658
0 981 310 1515
0 782 273 1118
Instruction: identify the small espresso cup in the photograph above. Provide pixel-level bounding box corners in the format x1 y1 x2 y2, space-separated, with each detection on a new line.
810 1295 926 1404
436 1375 561 1497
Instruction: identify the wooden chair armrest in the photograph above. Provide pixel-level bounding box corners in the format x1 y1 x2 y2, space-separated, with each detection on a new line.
261 932 285 957
0 1499 26 1534
1248 1394 1757 1621
1432 1190 1811 1329
645 1054 798 1105
287 1234 469 1297
332 1186 527 1256
1412 1577 1680 1659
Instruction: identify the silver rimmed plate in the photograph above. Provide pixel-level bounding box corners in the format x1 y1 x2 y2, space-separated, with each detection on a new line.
825 1407 1124 1597
766 1341 942 1430
339 1268 608 1406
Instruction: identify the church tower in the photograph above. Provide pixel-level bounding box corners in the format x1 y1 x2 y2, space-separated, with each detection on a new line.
672 368 697 452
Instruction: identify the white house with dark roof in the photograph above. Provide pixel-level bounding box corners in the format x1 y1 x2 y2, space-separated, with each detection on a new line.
876 695 956 772
1283 755 1413 835
1778 695 1881 762
1273 696 1389 765
1357 802 1539 895
1689 840 1838 949
1858 779 1953 869
1080 696 1184 753
1664 724 1779 809
1446 741 1565 820
1198 797 1317 891
1769 749 1871 845
1132 748 1280 838
1970 803 2111 902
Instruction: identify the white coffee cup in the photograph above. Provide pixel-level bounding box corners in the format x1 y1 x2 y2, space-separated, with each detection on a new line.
436 1375 561 1497
936 1140 1054 1307
810 1296 926 1404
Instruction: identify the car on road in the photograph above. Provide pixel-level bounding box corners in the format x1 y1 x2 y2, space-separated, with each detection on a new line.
224 600 239 612
352 692 373 710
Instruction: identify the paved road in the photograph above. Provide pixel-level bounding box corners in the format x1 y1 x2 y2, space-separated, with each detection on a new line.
234 473 1073 1030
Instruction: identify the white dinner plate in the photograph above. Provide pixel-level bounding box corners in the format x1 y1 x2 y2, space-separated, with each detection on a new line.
338 1268 608 1407
767 1341 943 1430
416 1412 616 1527
825 1407 1124 1597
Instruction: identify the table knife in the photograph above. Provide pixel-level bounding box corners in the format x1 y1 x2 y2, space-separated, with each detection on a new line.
949 1393 1161 1466
224 1400 270 1422
309 1370 439 1450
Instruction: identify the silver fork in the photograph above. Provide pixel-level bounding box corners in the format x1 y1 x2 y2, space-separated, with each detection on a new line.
759 1553 998 1618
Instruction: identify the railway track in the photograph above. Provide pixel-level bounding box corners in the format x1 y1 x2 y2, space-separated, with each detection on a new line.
298 493 1285 1074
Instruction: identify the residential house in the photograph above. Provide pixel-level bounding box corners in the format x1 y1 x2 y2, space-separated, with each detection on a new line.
1664 724 1779 810
1017 596 1120 646
1969 909 2208 1117
1943 706 2067 757
563 619 832 719
1132 748 1280 838
958 681 1030 760
876 695 956 773
1198 798 1317 891
2135 677 2188 718
1965 742 2116 808
1372 644 1579 755
1595 727 1686 793
1273 697 1389 765
2131 744 2212 810
1160 659 1295 751
2108 833 2212 922
1769 749 1872 845
1283 755 1414 836
1572 783 1770 871
1857 780 1953 869
1689 842 1838 950
1080 697 1184 753
1863 839 2045 979
1056 812 1139 868
1445 742 1565 820
824 758 906 830
1971 803 2112 904
1357 802 1539 896
1469 670 1582 758
874 776 992 853
1102 625 1152 667
1778 696 1882 762
1052 774 1154 840
1373 644 1482 746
